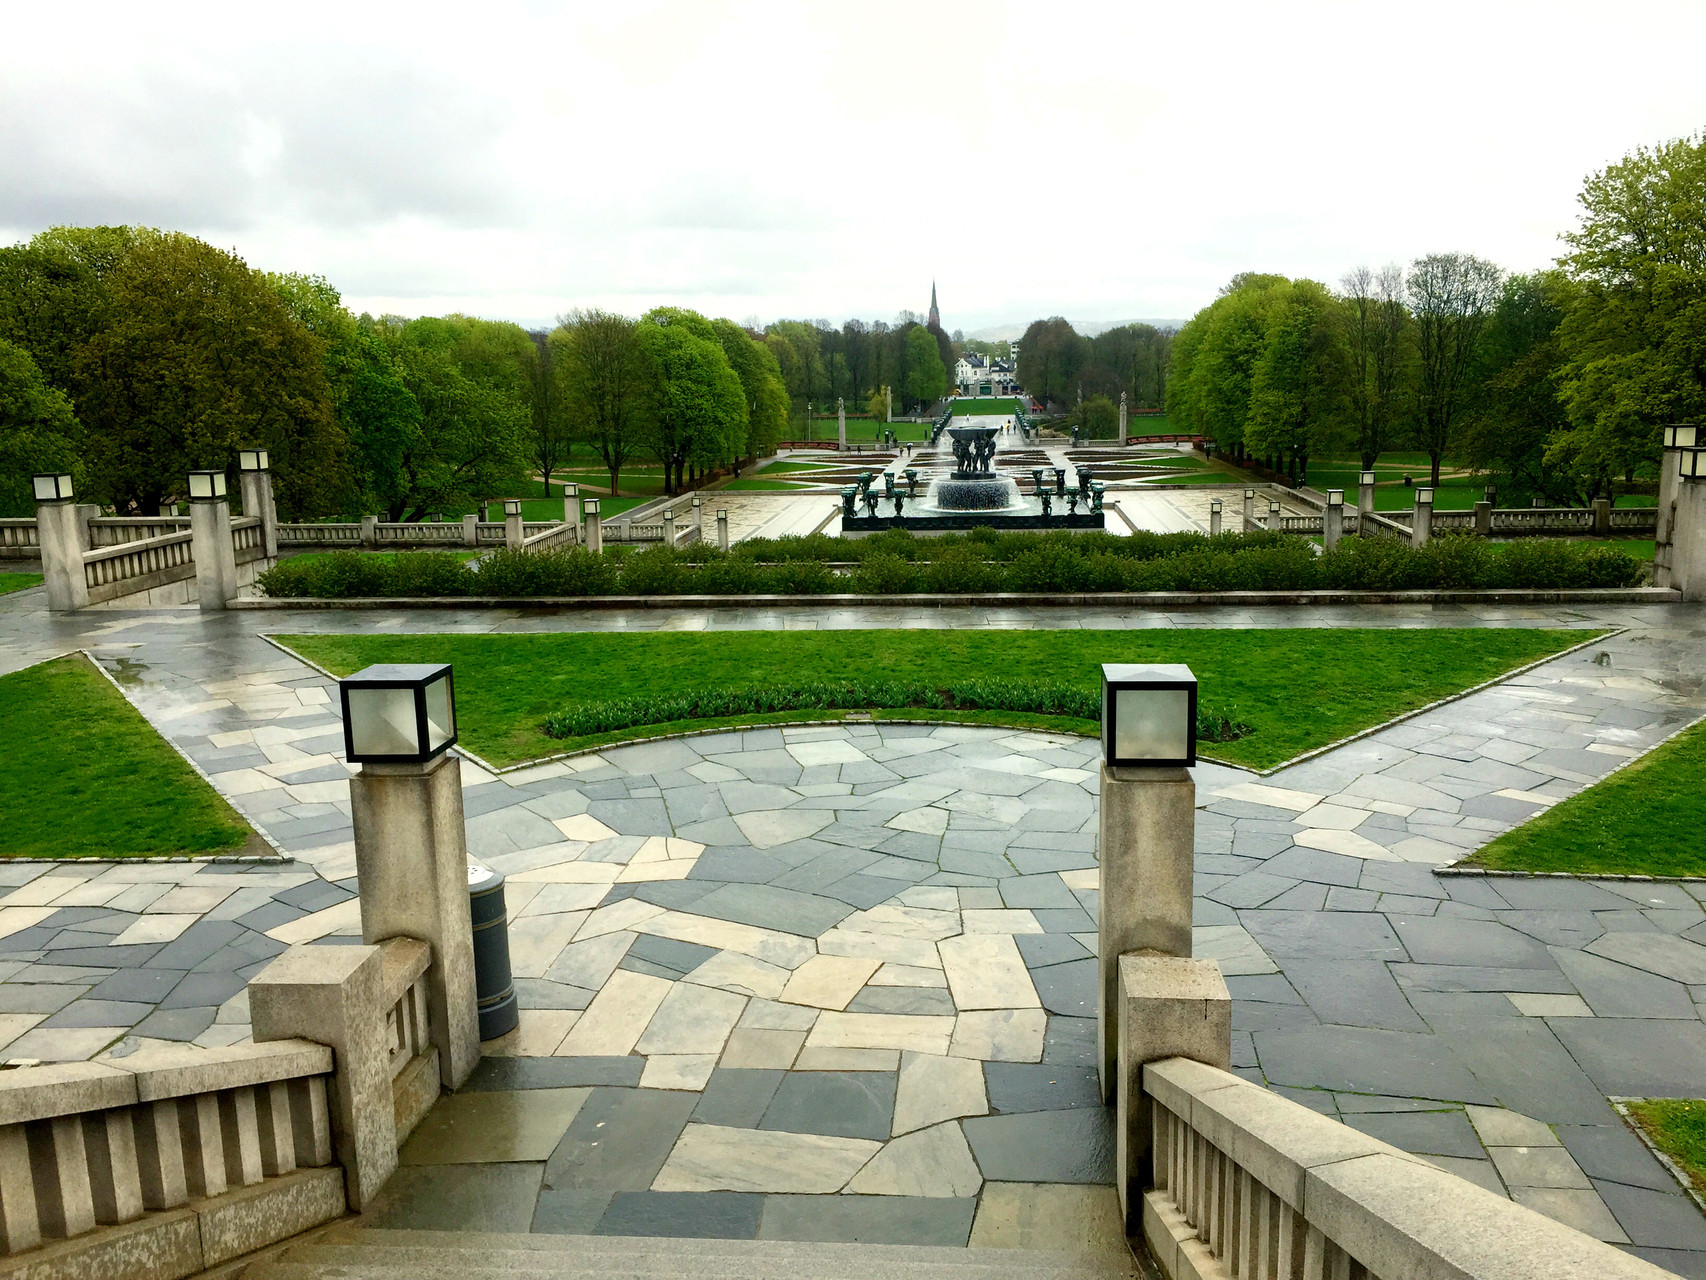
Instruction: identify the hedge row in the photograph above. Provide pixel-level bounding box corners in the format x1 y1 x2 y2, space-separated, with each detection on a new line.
541 678 1251 743
256 534 1643 599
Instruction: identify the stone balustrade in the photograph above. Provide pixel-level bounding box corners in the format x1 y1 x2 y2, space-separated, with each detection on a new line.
86 517 193 547
82 529 195 603
0 1040 341 1277
232 516 268 566
0 519 40 559
1137 1056 1672 1280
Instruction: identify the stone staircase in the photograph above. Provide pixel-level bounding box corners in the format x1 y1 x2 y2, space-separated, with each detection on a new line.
235 1226 1143 1280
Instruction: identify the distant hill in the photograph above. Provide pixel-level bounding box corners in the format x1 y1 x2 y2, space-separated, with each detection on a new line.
963 318 1188 341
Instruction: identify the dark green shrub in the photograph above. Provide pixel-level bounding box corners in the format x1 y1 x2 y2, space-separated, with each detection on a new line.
693 556 766 594
618 546 684 594
1416 534 1497 589
388 552 473 596
770 559 835 594
851 553 920 594
1005 542 1086 592
924 551 1002 594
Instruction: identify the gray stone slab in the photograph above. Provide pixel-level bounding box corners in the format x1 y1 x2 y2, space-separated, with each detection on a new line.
1556 1124 1679 1193
1015 933 1091 969
364 1163 544 1232
531 1189 613 1234
43 999 153 1028
758 1194 977 1245
1031 958 1096 1019
0 981 95 1012
984 1062 1102 1114
1391 964 1576 994
1043 1016 1097 1066
1240 911 1406 960
760 1072 896 1142
625 935 719 977
1281 959 1427 1033
513 978 595 1011
1390 916 1555 969
693 1069 787 1129
1594 1180 1706 1250
544 1087 699 1192
461 1056 643 1092
962 1107 1115 1183
688 884 854 938
159 970 246 1010
1342 1109 1485 1159
129 1006 217 1041
596 1191 763 1239
1428 1015 1619 1124
1551 948 1696 1019
996 875 1079 910
1253 1024 1495 1104
587 798 673 836
1552 1019 1706 1099
846 987 957 1016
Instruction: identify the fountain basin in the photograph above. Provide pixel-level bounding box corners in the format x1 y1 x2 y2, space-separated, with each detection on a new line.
932 475 1019 511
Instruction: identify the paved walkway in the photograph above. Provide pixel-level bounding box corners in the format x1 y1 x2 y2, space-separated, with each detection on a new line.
1 591 1705 1266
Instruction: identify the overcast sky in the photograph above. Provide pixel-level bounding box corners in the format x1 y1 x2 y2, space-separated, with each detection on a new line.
4 0 1704 333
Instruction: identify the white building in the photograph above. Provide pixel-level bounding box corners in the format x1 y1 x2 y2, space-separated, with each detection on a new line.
954 352 1020 397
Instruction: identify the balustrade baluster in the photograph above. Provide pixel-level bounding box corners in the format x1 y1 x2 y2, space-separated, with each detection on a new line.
82 1109 143 1225
178 1093 226 1199
27 1115 96 1239
290 1077 332 1167
255 1082 297 1177
218 1087 265 1188
133 1099 188 1210
0 1125 40 1253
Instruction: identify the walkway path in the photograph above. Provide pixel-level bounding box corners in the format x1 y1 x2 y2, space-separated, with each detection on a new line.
1 590 1704 1266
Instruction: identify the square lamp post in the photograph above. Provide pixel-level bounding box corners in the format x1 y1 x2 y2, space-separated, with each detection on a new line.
1324 488 1345 550
1412 486 1434 547
716 508 730 551
238 448 269 473
1358 470 1377 521
340 663 480 1088
188 470 236 611
584 498 602 554
1242 487 1256 530
188 470 227 500
1095 663 1199 1099
1208 498 1222 537
237 448 278 557
1267 498 1282 529
32 473 74 503
503 498 524 549
32 473 86 612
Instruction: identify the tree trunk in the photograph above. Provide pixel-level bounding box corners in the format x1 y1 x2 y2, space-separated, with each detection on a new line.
1430 453 1442 487
608 468 620 497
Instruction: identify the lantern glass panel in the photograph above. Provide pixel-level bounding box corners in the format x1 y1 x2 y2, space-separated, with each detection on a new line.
1114 688 1191 763
424 675 455 753
1327 489 1344 506
1417 487 1434 504
1683 449 1704 480
1360 471 1376 486
586 499 600 514
33 474 71 501
504 499 522 517
1664 425 1698 449
346 686 420 759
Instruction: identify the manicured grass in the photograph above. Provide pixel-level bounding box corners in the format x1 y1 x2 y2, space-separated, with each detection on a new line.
1124 415 1177 435
1625 1100 1706 1197
756 460 840 474
0 656 255 857
722 479 817 492
1134 472 1245 486
274 628 1594 769
1465 714 1706 876
810 419 932 442
951 398 1026 416
0 574 43 596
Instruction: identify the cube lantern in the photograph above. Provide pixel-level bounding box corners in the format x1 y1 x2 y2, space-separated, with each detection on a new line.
188 470 227 500
32 474 73 502
1101 664 1197 769
340 664 457 765
238 449 270 472
1663 425 1698 450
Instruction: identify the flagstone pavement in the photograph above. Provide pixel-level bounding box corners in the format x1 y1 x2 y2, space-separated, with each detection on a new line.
2 589 1706 1268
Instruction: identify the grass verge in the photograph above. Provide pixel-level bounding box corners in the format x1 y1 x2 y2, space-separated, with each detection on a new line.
0 574 43 596
0 655 255 857
1464 714 1706 875
272 627 1595 769
1625 1100 1706 1198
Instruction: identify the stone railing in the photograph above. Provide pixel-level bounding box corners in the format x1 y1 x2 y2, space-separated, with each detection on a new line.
277 522 364 547
232 515 267 565
1491 506 1595 533
379 937 441 1145
0 518 39 560
521 521 580 552
1138 1056 1669 1280
1610 507 1659 530
87 516 193 547
82 528 195 603
0 1040 341 1277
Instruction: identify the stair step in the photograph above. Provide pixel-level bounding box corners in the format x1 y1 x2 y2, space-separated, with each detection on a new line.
242 1228 1133 1280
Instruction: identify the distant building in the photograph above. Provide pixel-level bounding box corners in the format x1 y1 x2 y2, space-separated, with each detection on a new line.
928 281 940 331
954 352 1019 397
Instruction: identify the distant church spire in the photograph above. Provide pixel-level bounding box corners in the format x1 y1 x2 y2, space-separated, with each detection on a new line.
928 281 940 329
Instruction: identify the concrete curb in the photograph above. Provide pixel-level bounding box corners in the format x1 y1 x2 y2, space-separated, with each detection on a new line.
230 586 1682 611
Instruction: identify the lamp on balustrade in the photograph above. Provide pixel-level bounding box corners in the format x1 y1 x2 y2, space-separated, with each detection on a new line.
503 499 522 518
1680 448 1706 482
1268 499 1281 517
188 470 227 500
585 498 600 517
1327 489 1344 508
340 664 457 765
1359 471 1376 487
1244 488 1256 501
1663 425 1698 450
1416 487 1435 506
238 448 270 472
32 473 74 502
1209 499 1222 516
1100 664 1197 769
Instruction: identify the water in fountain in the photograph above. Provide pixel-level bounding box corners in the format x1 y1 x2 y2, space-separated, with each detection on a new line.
920 416 1024 513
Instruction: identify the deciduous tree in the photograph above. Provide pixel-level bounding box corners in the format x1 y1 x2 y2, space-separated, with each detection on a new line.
554 309 651 497
1408 252 1502 486
0 339 80 516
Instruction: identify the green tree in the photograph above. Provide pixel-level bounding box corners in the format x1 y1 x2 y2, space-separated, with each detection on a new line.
1016 317 1088 407
75 232 340 516
1073 394 1118 439
554 309 651 498
0 339 81 516
712 319 788 461
1556 132 1706 484
1245 280 1352 484
638 308 746 495
1408 252 1503 486
0 226 136 394
902 324 946 412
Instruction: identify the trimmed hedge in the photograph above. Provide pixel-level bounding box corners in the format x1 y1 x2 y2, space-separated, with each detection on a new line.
255 532 1645 600
541 678 1252 744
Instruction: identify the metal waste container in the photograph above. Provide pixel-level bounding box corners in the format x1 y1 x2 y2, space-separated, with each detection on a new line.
468 863 518 1040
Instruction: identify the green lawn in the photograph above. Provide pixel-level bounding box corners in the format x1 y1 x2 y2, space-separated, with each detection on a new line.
951 398 1026 416
756 460 841 475
0 574 43 596
722 479 818 492
274 628 1594 769
809 419 932 442
1465 714 1706 875
1625 1100 1706 1197
0 656 255 857
1124 415 1177 435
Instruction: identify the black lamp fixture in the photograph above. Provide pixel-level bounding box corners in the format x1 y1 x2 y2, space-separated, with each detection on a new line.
340 663 457 765
1327 489 1344 507
188 470 228 500
238 448 270 472
1416 486 1435 506
503 499 522 518
1663 425 1698 450
1359 470 1376 488
1101 664 1197 768
32 474 74 502
1210 498 1222 515
584 498 600 518
1680 448 1706 482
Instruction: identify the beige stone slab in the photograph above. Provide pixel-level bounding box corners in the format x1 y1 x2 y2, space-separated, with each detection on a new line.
1507 993 1593 1018
286 780 351 805
869 964 948 989
846 1121 982 1197
787 738 869 767
506 856 616 884
893 1052 988 1136
576 898 665 940
553 814 618 842
949 1009 1047 1063
1193 923 1279 977
557 970 672 1057
1059 868 1099 892
1466 1107 1561 1149
779 955 882 1010
638 910 816 969
1213 782 1323 812
885 807 949 836
640 1055 719 1090
506 912 590 979
2 876 88 907
210 768 284 796
1494 788 1561 808
6 1026 124 1061
0 1013 45 1054
615 860 695 883
684 951 791 1001
485 1009 579 1057
46 881 129 908
145 885 237 914
112 914 201 946
807 1012 955 1055
1586 742 1640 758
0 906 64 940
720 1028 806 1069
1509 1187 1629 1243
738 999 820 1032
635 983 747 1056
1387 836 1467 864
652 1124 880 1194
733 809 834 849
795 1047 900 1071
265 897 362 944
517 883 608 915
1294 803 1372 831
969 1182 1129 1259
939 934 1039 1010
898 887 960 911
961 909 1043 935
1490 1145 1593 1191
817 929 942 970
1292 828 1403 862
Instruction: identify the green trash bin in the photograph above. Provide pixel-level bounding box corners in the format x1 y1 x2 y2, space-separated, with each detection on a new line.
468 863 518 1040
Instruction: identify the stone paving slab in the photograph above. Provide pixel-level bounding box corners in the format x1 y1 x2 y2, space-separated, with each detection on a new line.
2 592 1705 1255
